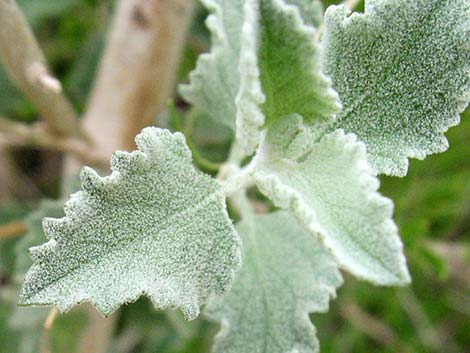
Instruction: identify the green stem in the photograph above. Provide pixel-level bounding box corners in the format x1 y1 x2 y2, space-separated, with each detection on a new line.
168 101 221 173
219 138 257 219
221 162 256 197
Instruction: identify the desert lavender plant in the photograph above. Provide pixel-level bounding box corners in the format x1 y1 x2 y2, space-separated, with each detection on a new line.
19 0 469 352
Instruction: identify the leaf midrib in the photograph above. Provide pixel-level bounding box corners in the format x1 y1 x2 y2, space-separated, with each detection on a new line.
25 190 222 301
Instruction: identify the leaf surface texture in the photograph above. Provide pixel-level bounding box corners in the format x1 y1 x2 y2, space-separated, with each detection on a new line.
254 118 410 285
237 0 339 152
323 0 470 175
207 211 342 353
19 128 241 319
180 0 331 153
179 0 245 130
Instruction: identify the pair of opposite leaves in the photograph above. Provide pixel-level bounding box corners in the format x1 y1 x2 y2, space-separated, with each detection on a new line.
19 1 469 353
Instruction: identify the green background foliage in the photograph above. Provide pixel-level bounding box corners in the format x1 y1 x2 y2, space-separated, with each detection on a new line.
0 1 468 352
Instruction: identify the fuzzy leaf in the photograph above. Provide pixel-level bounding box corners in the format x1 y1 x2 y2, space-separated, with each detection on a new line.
237 0 340 153
206 211 342 353
254 118 410 285
181 0 332 153
179 0 245 130
323 0 470 176
19 128 241 320
15 200 64 279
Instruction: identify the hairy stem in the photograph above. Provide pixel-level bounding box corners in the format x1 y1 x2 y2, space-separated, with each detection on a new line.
219 139 257 220
221 163 256 197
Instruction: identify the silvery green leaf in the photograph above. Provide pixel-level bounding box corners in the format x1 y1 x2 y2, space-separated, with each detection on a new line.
323 0 470 176
237 0 340 153
179 0 245 130
19 127 241 320
206 211 342 353
254 117 410 285
181 0 333 154
15 200 64 279
234 0 265 154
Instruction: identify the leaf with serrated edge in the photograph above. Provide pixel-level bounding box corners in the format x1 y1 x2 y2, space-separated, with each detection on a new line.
237 0 340 154
19 127 241 320
234 0 265 155
323 0 470 176
179 0 245 130
206 211 342 353
15 200 64 280
253 116 410 285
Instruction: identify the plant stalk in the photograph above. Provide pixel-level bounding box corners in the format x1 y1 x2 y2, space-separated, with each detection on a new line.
0 0 84 138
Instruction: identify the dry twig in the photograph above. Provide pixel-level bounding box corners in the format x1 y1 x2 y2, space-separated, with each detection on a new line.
83 0 197 154
340 302 397 346
0 0 84 138
0 117 107 168
0 220 27 240
44 307 60 330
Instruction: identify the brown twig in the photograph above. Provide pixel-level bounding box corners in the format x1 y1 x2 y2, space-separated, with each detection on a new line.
397 288 460 352
427 240 470 284
0 220 27 240
44 307 60 330
0 117 107 168
82 0 197 154
340 302 397 346
0 0 84 139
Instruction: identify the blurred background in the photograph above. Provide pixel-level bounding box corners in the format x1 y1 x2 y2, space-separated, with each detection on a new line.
0 0 468 352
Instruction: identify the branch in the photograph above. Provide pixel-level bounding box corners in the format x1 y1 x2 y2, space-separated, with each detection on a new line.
220 162 256 197
340 302 397 346
427 240 470 285
77 307 119 353
169 102 221 173
0 118 107 168
0 0 83 138
397 288 459 352
0 220 27 240
44 307 59 330
83 0 196 155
